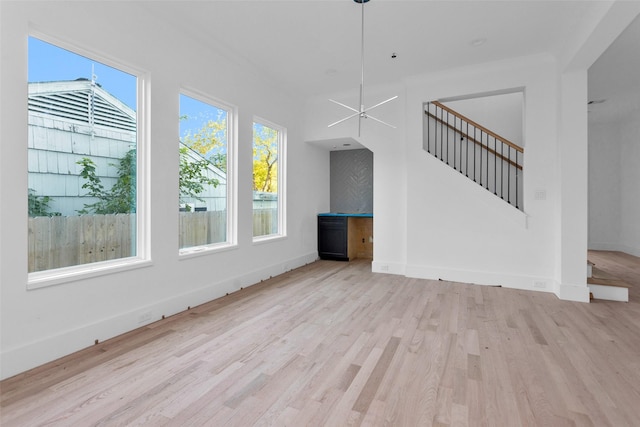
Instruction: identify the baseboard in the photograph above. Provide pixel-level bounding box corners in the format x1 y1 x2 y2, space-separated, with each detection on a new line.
557 283 591 303
404 264 556 294
371 260 406 275
0 252 317 381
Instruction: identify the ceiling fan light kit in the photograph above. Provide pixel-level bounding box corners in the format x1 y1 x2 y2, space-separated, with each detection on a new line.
328 0 397 136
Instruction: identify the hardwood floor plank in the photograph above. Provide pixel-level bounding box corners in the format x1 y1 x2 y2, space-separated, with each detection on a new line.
351 336 400 413
2 256 640 426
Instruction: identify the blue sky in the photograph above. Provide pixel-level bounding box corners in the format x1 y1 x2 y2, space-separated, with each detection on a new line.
28 37 137 110
179 94 227 147
29 36 222 142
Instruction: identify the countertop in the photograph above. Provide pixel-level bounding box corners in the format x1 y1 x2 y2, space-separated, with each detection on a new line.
318 212 373 218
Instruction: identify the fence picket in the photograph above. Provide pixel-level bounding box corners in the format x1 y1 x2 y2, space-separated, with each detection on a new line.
28 210 273 272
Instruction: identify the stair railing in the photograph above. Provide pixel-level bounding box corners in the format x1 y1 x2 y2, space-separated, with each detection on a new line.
424 101 524 209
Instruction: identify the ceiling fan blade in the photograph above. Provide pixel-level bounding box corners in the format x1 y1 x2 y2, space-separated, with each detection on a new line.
328 111 361 128
365 95 398 112
365 114 396 129
329 99 360 113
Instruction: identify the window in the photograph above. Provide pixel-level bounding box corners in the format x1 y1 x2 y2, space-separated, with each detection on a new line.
252 119 286 239
27 36 143 283
179 92 234 252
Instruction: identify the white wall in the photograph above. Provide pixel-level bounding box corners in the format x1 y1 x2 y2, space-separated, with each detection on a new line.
443 91 524 147
405 56 561 292
305 53 587 298
0 2 328 380
588 121 622 250
304 81 408 274
303 4 636 305
586 6 640 258
620 118 640 255
589 114 640 256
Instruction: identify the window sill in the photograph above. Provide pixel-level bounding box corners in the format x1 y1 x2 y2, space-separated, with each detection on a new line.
179 242 238 260
28 257 153 290
252 234 287 245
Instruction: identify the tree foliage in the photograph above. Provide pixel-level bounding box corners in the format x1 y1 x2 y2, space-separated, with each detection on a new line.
179 146 219 206
253 125 278 193
77 149 136 214
75 115 226 214
181 118 227 172
77 147 219 214
28 188 60 217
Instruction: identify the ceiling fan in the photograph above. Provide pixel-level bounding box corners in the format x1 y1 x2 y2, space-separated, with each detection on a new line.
328 0 397 137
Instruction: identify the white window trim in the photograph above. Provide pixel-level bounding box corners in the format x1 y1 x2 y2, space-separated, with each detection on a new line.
28 258 153 290
178 88 238 256
252 116 286 242
26 32 151 290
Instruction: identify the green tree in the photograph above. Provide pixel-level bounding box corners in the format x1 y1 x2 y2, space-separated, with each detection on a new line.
181 118 227 172
179 146 220 207
77 149 136 214
77 148 219 214
253 125 278 193
28 188 60 217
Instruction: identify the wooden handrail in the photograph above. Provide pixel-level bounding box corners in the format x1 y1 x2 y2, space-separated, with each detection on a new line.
425 111 522 170
431 101 524 153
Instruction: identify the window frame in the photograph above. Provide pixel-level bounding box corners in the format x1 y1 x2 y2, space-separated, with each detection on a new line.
27 32 150 289
178 88 237 258
252 116 287 243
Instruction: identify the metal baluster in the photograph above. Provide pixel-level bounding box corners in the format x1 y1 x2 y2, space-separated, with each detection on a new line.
516 151 519 209
461 120 464 174
465 121 469 177
508 146 511 205
494 137 497 195
500 140 504 199
486 132 489 191
440 106 444 161
471 122 475 182
458 118 462 172
446 111 450 164
453 116 457 170
427 104 430 153
473 126 484 185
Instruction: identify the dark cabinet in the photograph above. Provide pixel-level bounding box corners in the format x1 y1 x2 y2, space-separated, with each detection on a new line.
318 216 349 261
318 214 373 261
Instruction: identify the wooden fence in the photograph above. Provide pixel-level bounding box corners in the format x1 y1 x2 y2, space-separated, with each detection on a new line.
179 210 226 249
28 213 134 273
28 209 278 273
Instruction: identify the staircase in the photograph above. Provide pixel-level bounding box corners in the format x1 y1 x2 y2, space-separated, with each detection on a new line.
587 259 630 302
424 101 524 210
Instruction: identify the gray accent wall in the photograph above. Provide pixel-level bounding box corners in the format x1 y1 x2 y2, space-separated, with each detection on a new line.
330 149 373 213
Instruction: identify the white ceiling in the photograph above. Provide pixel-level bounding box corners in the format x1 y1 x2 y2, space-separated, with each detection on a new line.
141 1 604 99
139 0 638 143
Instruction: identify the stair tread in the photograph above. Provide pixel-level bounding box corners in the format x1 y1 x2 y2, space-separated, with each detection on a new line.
588 266 632 288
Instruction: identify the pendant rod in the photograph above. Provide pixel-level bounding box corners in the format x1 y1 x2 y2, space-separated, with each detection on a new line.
360 0 365 115
328 0 396 135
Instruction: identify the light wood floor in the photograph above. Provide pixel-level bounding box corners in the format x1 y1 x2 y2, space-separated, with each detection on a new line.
2 253 640 426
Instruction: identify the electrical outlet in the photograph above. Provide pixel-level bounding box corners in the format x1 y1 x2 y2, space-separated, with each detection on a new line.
534 190 547 201
380 264 389 272
533 281 547 289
